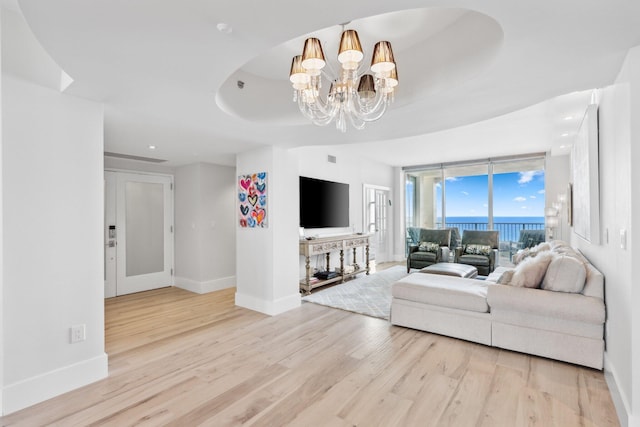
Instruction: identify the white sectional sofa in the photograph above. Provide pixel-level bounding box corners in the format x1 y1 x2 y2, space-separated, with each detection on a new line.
390 241 606 369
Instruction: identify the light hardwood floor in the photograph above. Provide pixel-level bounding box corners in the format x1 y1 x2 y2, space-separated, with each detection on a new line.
1 283 619 426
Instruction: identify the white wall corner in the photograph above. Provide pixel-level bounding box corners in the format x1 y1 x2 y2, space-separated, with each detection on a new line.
2 353 108 415
173 276 236 294
235 291 301 316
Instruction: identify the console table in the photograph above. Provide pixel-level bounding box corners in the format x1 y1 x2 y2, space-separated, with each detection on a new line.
299 234 370 295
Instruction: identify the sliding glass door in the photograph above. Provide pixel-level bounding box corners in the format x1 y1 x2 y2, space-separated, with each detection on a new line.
492 158 545 260
443 164 488 233
404 155 545 265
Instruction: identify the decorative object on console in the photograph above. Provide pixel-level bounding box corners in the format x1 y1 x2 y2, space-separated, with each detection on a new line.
238 172 268 228
288 25 398 132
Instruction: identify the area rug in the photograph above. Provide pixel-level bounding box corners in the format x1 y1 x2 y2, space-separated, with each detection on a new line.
301 265 409 320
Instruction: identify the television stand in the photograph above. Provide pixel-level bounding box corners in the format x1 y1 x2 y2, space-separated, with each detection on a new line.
299 233 370 295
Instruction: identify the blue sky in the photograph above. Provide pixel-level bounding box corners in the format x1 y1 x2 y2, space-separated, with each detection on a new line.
444 170 545 217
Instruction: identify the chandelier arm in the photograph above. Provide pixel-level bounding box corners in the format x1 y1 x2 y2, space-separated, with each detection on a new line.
298 91 331 121
349 90 388 122
307 87 337 118
297 91 340 126
297 94 320 121
347 109 366 130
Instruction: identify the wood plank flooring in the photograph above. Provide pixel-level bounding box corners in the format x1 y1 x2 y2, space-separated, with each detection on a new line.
1 284 619 426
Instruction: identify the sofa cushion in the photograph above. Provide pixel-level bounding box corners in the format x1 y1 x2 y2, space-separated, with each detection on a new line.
541 254 587 293
508 252 554 288
392 273 489 313
457 254 491 266
410 251 437 263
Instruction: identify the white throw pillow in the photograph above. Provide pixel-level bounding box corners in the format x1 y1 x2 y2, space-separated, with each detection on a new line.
509 252 554 288
541 254 587 293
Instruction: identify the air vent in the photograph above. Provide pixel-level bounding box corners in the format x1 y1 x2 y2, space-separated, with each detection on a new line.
328 155 337 164
104 152 168 163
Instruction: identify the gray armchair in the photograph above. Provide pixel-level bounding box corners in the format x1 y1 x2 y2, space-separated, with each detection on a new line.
407 228 452 272
454 230 499 276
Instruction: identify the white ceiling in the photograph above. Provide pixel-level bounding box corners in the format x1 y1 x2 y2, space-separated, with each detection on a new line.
6 0 640 167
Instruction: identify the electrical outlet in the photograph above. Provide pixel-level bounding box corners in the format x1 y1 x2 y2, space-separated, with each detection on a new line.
70 324 86 343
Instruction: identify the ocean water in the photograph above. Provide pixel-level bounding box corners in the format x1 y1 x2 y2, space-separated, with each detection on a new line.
437 216 544 242
444 216 544 224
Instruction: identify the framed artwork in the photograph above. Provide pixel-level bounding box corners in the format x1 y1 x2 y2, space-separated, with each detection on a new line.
571 104 600 244
238 172 267 228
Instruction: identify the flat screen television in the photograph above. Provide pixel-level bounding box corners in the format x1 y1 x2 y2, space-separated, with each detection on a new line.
299 176 349 228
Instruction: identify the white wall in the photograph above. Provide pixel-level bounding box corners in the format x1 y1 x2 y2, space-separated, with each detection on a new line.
235 146 300 315
2 75 107 414
571 45 639 427
174 162 236 293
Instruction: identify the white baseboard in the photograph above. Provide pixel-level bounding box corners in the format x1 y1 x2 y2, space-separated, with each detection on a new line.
235 291 301 316
3 353 108 415
604 353 630 426
174 275 235 294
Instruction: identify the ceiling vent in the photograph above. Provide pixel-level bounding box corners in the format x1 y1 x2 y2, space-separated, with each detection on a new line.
104 152 168 163
328 155 337 163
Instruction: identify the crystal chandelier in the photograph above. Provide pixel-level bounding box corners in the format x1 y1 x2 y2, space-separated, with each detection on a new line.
289 28 398 132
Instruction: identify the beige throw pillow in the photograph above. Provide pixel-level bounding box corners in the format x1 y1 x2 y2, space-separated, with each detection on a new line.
541 254 587 293
509 252 554 288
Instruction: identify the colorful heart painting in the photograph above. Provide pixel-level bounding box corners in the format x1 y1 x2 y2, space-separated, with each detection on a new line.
238 172 268 228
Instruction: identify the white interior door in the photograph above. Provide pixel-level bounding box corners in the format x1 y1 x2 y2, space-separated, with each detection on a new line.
364 185 390 262
104 171 174 297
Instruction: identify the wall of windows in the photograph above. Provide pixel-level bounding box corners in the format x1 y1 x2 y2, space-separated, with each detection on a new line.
404 154 546 261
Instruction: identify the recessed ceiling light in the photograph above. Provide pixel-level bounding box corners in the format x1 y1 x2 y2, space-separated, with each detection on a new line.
148 145 156 150
217 22 232 34
561 132 569 137
559 144 567 149
563 115 573 121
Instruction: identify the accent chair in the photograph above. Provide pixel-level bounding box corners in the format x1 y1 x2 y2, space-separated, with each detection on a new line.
406 228 452 273
454 230 500 276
